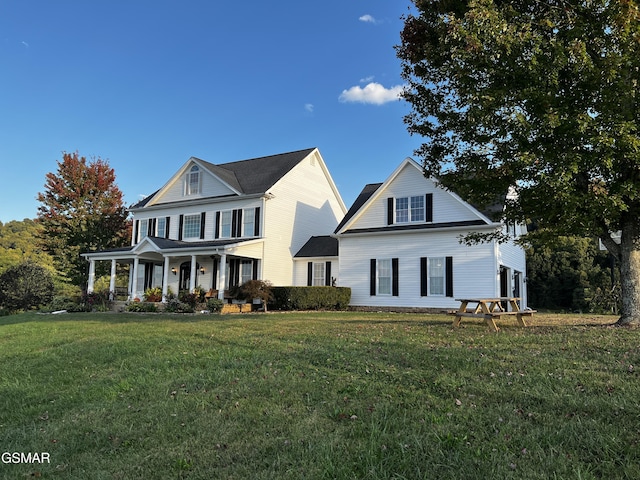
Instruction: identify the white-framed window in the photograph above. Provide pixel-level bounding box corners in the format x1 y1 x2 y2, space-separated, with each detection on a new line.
156 217 166 238
242 208 255 237
220 211 232 238
313 262 326 286
183 214 201 239
377 258 392 295
396 196 425 223
428 257 445 296
186 165 200 196
139 219 149 242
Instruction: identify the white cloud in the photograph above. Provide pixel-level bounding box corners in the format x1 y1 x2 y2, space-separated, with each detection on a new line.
360 76 375 83
338 82 404 105
359 14 379 24
304 103 314 113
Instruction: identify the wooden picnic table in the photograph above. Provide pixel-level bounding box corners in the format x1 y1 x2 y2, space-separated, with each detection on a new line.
451 297 535 332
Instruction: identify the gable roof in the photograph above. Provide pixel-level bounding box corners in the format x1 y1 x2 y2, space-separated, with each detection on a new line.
334 183 382 233
335 157 503 235
131 148 317 208
294 235 339 258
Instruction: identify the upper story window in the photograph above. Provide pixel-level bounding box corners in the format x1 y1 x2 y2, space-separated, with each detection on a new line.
156 217 167 238
138 219 149 242
396 195 425 223
216 207 261 239
183 214 201 239
220 211 233 238
186 165 201 196
388 194 432 225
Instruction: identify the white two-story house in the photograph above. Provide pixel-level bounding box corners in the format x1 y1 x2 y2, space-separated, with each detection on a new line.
83 148 346 301
293 157 527 309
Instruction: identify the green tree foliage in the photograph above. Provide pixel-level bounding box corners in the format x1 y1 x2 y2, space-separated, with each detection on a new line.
37 152 131 289
398 0 640 324
526 236 619 313
0 219 54 274
0 261 54 312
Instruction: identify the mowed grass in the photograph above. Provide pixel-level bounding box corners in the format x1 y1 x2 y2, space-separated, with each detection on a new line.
0 311 639 479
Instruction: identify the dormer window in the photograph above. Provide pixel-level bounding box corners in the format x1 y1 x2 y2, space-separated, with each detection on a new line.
186 165 201 196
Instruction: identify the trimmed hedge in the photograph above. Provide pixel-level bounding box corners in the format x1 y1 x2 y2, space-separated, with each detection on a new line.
271 286 351 311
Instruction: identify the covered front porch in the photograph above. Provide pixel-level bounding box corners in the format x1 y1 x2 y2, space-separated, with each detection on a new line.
83 237 265 302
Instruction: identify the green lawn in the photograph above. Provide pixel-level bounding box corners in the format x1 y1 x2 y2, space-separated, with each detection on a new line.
0 311 638 479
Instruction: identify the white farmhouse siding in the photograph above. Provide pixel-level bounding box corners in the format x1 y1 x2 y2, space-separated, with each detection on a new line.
339 230 497 309
335 157 528 309
262 150 345 286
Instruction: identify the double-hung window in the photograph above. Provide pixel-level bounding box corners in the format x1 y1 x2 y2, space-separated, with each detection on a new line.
240 260 253 285
242 208 255 237
428 257 445 296
139 219 149 242
156 217 166 238
220 211 232 238
395 196 425 223
183 214 201 239
377 259 393 295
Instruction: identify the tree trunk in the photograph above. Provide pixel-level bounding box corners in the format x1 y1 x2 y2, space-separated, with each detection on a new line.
617 224 640 326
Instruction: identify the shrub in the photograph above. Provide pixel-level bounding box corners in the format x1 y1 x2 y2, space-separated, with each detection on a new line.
0 261 55 312
126 302 158 313
165 297 194 314
235 280 273 311
206 297 224 313
82 290 113 312
46 295 87 313
271 286 351 311
179 291 198 309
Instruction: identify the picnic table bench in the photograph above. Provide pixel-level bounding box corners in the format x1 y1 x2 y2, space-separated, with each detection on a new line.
450 297 536 332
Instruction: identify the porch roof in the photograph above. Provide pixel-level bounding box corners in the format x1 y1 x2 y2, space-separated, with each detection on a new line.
82 236 263 260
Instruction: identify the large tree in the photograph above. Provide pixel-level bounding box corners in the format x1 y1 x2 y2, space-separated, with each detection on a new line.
397 0 640 325
37 152 131 288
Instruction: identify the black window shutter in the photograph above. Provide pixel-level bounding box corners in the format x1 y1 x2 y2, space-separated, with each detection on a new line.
446 256 454 297
212 258 219 289
387 198 394 225
420 257 428 296
254 207 261 236
392 258 399 296
133 220 139 243
252 260 259 280
425 193 433 222
165 217 171 238
236 209 243 237
215 212 221 239
231 210 238 238
200 212 206 239
325 261 332 286
307 262 313 286
147 219 154 236
370 259 377 296
178 215 184 240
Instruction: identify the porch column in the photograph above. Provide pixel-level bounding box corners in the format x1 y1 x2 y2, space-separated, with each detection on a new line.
109 259 117 298
189 255 197 293
87 259 96 294
218 253 227 300
131 258 140 300
162 256 170 302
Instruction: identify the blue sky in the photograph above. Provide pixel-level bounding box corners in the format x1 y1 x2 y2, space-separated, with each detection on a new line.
0 0 422 223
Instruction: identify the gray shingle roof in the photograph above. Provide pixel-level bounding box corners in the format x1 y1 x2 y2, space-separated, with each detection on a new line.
131 148 316 208
294 236 339 258
334 183 382 233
